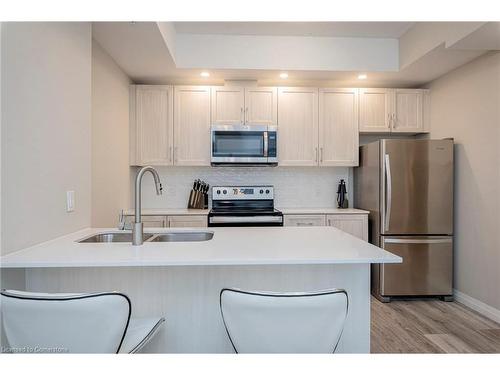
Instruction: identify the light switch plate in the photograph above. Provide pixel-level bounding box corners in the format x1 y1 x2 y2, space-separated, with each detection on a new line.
66 191 75 212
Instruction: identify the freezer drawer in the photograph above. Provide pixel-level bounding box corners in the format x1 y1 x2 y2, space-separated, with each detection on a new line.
379 236 453 296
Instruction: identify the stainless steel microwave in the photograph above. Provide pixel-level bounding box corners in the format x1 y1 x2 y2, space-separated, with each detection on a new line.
211 124 277 166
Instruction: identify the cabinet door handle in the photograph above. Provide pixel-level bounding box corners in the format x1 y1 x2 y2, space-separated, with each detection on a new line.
297 222 313 226
245 107 248 123
320 148 323 163
315 147 318 163
387 113 391 128
392 113 397 128
240 107 244 124
174 146 178 163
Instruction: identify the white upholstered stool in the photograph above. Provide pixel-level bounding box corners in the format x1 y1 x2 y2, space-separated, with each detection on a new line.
0 290 164 353
220 288 348 353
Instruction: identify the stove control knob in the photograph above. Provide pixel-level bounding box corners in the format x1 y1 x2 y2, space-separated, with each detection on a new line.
216 190 221 195
259 189 264 194
265 189 270 194
223 190 227 194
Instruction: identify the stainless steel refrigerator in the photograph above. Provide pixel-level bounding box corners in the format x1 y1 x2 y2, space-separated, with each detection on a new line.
354 139 454 302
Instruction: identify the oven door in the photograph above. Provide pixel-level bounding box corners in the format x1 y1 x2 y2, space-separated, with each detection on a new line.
211 125 276 165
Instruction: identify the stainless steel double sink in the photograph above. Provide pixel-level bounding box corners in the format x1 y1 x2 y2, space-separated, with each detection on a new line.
77 231 214 243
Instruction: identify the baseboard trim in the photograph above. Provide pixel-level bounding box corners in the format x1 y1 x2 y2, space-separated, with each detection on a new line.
453 289 500 324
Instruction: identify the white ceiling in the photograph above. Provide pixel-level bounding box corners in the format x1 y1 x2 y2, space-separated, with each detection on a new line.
92 22 498 87
174 22 415 38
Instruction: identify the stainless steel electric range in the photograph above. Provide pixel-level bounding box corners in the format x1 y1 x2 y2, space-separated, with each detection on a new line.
208 185 283 227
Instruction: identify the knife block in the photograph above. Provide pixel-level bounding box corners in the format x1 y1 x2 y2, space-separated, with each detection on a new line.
188 189 206 209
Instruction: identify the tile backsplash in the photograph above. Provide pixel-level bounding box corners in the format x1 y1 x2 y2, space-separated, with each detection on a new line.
132 166 353 209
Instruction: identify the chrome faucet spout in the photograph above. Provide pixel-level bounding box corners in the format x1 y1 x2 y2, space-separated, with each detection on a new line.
155 181 163 196
132 166 163 246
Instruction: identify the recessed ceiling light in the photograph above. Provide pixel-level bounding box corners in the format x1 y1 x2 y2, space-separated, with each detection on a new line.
358 74 367 80
279 73 288 79
200 72 210 77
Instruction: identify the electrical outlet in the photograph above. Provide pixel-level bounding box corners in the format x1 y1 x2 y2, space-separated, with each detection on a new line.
66 191 75 212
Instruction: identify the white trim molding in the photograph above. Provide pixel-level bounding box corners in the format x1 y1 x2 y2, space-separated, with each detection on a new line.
454 289 500 324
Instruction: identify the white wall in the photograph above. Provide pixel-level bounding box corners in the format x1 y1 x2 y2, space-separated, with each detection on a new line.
426 52 500 311
135 166 351 210
399 22 485 69
175 34 398 72
91 41 132 227
1 23 92 255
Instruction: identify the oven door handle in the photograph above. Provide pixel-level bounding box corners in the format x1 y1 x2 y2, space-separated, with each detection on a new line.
209 215 282 224
263 131 269 157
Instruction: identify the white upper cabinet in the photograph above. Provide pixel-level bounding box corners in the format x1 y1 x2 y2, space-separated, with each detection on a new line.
211 87 245 125
319 88 359 166
244 87 277 125
130 84 429 168
131 85 174 166
278 87 319 166
211 86 277 126
392 89 424 133
423 89 431 132
359 88 427 134
174 86 211 166
359 88 391 133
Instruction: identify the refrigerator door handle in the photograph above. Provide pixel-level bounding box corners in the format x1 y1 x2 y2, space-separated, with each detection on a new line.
384 154 392 231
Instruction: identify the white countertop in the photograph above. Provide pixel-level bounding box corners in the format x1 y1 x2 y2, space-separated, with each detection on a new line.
122 207 368 216
0 227 400 268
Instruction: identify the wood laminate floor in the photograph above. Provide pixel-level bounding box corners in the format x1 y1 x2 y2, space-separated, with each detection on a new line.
371 297 500 353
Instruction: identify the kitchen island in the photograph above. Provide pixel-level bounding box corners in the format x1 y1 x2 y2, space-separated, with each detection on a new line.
0 226 401 353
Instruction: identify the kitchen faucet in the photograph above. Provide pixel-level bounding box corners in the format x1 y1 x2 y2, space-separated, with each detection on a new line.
132 166 163 245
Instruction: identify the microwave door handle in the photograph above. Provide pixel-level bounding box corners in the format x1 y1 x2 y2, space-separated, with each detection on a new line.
263 131 269 157
384 154 392 231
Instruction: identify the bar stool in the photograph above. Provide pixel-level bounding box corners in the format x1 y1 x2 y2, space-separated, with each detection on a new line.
220 288 348 353
0 290 165 353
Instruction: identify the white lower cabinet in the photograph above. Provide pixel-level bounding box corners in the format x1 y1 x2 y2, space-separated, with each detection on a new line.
284 215 326 227
124 215 168 228
326 214 368 241
124 215 207 228
124 212 367 239
167 215 208 228
284 213 368 241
